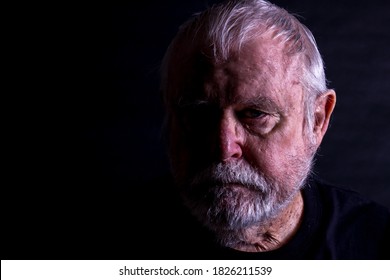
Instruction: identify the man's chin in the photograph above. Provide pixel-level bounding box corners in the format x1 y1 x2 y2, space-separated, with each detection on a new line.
182 185 273 231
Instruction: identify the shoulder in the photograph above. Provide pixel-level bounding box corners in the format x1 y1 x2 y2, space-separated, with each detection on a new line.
305 177 390 259
311 178 389 217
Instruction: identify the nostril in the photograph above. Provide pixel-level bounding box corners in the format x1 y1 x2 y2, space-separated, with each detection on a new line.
221 141 243 161
219 122 244 161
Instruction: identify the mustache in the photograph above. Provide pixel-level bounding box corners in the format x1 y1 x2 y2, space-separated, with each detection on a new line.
188 160 270 193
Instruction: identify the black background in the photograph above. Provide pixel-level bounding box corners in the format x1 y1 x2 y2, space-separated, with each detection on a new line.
57 0 389 206
4 0 389 259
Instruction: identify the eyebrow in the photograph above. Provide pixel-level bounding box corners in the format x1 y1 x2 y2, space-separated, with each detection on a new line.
233 96 283 113
176 94 283 113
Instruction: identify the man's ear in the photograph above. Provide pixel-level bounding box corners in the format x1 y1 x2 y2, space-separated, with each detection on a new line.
313 89 336 145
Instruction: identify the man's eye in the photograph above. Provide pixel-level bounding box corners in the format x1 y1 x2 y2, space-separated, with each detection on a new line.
237 109 266 119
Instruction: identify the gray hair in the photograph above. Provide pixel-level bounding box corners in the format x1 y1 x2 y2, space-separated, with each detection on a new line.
161 0 328 133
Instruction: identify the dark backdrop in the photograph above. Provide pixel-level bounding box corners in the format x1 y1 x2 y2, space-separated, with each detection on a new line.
4 0 389 259
61 0 389 206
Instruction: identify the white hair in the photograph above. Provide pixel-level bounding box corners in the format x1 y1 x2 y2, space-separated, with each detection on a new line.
161 0 329 133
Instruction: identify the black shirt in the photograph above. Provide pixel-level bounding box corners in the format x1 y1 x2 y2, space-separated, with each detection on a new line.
146 176 390 259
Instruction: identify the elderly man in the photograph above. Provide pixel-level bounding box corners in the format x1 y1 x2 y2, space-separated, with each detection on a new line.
156 0 389 259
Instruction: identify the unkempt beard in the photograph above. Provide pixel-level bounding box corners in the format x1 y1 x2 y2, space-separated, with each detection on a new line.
178 158 312 247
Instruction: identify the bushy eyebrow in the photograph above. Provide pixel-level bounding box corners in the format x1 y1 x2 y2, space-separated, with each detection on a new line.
234 96 283 113
176 94 283 114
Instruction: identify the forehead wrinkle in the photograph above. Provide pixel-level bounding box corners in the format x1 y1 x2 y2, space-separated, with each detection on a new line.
195 35 304 110
203 65 285 111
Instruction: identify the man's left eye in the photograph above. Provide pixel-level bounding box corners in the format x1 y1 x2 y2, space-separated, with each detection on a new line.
237 109 266 119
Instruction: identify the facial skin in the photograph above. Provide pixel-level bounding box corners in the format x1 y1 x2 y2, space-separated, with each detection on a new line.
168 32 336 252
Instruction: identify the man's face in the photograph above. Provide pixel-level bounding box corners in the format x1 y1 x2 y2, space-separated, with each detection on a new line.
168 35 315 234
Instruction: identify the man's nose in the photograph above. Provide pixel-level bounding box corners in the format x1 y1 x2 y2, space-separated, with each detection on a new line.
216 111 244 162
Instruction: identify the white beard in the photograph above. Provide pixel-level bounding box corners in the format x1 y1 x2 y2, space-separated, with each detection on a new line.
179 158 312 247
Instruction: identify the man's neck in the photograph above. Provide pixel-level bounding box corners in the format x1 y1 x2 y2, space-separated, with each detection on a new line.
229 191 304 253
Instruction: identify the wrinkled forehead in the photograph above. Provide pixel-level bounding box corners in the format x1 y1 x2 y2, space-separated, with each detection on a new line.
169 34 303 106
